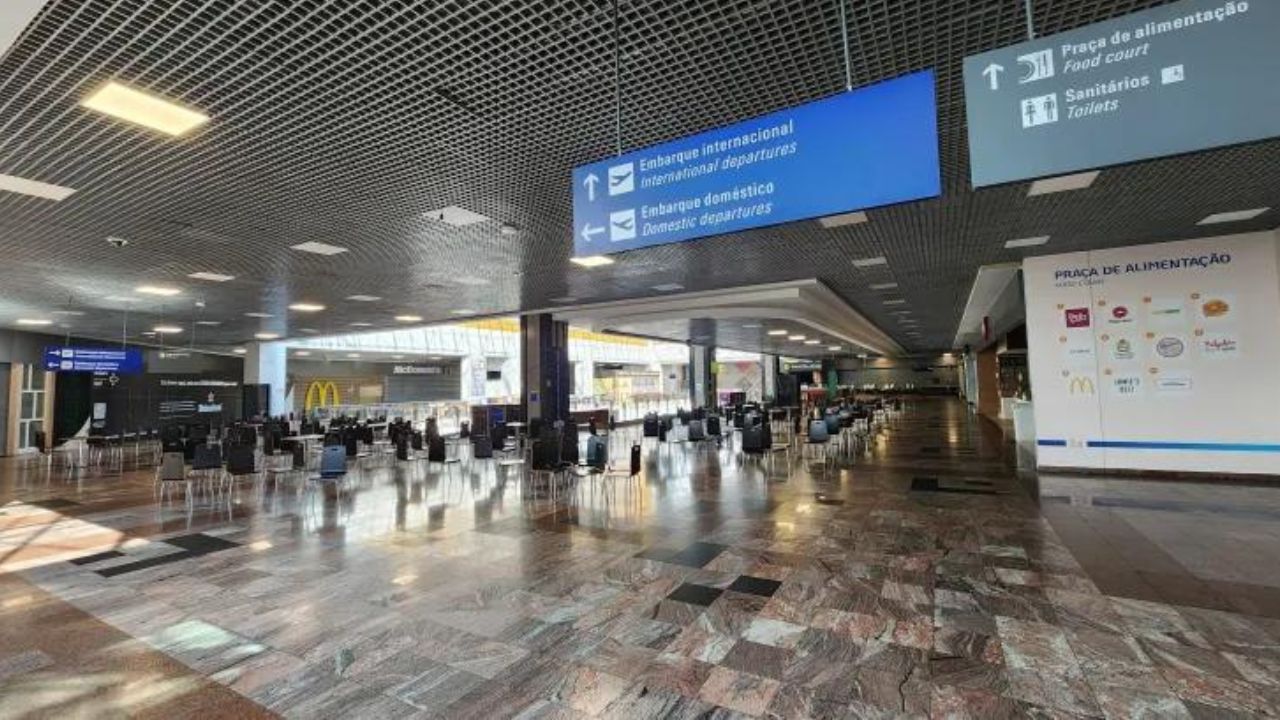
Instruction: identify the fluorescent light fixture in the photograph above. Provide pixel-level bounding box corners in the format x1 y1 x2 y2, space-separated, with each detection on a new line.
828 345 842 351
135 285 181 296
883 299 907 306
742 323 761 328
804 339 821 345
1197 207 1270 225
81 82 210 136
788 335 806 341
346 295 380 302
767 330 788 336
429 356 442 361
0 173 76 201
153 325 183 334
852 256 888 268
570 255 614 268
16 318 52 326
288 302 326 312
195 320 220 326
1027 170 1100 196
244 312 273 318
346 353 361 359
51 310 85 316
299 328 319 334
392 354 405 359
232 347 247 354
651 283 684 292
1005 235 1050 249
817 211 868 228
188 272 234 282
350 322 372 327
395 315 423 322
290 241 348 256
253 332 280 340
868 282 898 290
451 309 476 316
294 351 311 357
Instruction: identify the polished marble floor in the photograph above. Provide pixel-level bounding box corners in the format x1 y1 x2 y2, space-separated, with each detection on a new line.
2 398 1280 718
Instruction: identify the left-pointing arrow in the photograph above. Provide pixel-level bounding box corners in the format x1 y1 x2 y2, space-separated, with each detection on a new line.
581 223 604 243
583 173 600 202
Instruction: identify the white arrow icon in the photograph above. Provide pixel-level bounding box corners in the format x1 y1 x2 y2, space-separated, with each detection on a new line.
982 63 1005 91
581 223 604 243
583 173 600 202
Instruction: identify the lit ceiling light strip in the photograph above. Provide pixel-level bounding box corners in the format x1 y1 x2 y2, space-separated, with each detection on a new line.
81 82 210 136
1005 236 1050 249
0 173 76 201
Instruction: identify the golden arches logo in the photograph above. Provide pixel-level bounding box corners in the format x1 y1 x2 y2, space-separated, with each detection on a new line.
304 381 341 412
1067 376 1096 396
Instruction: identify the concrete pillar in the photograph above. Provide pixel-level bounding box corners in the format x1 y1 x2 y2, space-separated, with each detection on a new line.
689 344 715 409
520 314 570 423
243 341 287 417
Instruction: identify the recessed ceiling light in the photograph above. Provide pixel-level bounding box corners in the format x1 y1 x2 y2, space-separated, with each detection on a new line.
254 332 280 340
868 282 898 290
1027 170 1100 196
852 256 888 268
195 320 221 326
788 335 806 341
828 345 842 351
346 353 362 359
290 241 348 256
742 323 761 328
767 330 788 336
883 299 907 306
16 318 52 326
1197 208 1270 225
804 339 821 345
346 295 381 302
499 223 520 236
451 309 476 316
188 272 234 282
299 328 319 334
429 356 442 361
140 331 156 337
294 350 311 357
244 312 273 318
651 283 684 292
818 211 868 228
288 302 326 312
51 310 85 316
570 255 614 268
1005 235 1050 249
392 354 405 359
426 205 489 227
395 315 423 322
350 322 372 327
0 173 76 201
135 285 181 296
153 325 183 334
232 347 247 354
454 276 489 286
81 81 210 136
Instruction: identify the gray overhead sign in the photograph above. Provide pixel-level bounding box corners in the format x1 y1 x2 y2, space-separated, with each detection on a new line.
964 0 1280 188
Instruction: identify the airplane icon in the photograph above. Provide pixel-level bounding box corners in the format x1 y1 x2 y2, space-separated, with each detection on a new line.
607 162 634 196
609 208 636 241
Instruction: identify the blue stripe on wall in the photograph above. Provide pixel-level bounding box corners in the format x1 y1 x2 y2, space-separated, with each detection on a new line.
1036 439 1068 447
1087 440 1280 453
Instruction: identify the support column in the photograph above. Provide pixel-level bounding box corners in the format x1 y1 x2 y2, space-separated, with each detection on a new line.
689 344 715 410
520 314 570 423
243 342 287 417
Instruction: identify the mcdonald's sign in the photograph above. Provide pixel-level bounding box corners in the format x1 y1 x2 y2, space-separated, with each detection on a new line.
304 380 341 412
1067 376 1096 396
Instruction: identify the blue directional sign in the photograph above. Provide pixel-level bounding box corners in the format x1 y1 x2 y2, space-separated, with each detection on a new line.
44 346 143 374
572 70 941 256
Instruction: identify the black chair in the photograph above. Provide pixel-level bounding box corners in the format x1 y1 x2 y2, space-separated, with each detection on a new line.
411 431 424 452
224 444 258 491
560 421 579 465
395 434 411 462
642 414 660 438
472 435 494 460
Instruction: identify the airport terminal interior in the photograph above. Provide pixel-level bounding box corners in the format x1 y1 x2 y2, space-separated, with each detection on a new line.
2 0 1280 718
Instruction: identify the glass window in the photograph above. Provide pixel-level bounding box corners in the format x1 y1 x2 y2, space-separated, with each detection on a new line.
20 394 33 418
30 370 44 391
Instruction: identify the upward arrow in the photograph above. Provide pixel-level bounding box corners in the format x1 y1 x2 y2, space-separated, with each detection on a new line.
583 173 600 202
982 63 1005 91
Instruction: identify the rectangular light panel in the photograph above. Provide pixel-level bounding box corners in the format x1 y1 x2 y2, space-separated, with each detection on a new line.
81 82 210 136
0 173 75 201
290 241 348 255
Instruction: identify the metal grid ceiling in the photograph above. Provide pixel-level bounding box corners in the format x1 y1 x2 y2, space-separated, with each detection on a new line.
0 0 1277 352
